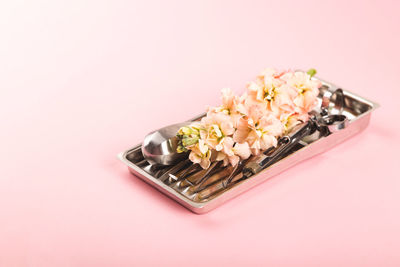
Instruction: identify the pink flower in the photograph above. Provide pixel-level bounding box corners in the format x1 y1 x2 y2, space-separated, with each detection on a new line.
200 112 235 154
250 68 287 102
208 88 246 128
242 83 270 117
216 141 252 167
245 69 300 120
188 139 212 169
220 88 237 112
257 68 287 80
234 105 284 155
269 84 298 118
281 71 321 114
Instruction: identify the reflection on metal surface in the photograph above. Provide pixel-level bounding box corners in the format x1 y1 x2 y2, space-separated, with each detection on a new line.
141 122 189 165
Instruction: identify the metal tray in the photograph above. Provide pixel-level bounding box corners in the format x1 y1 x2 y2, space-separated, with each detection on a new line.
118 78 379 214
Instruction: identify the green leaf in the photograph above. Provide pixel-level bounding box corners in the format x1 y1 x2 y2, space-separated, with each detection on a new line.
182 137 199 147
307 68 317 78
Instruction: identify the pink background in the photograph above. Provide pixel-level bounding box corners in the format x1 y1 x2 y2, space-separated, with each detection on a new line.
1 0 399 266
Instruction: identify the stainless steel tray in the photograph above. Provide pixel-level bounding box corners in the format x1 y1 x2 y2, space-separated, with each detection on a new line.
118 78 379 214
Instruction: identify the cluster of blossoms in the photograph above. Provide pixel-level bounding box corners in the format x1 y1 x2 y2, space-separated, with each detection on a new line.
176 68 322 169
